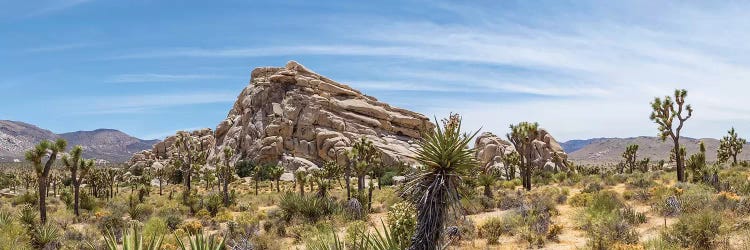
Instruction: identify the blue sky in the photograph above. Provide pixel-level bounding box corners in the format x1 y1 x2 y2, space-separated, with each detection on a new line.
2 0 749 141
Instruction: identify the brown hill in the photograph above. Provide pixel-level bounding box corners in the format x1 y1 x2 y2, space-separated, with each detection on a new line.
0 120 157 163
567 136 750 165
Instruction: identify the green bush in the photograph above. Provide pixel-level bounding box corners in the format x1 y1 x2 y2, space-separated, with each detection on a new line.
386 202 416 248
568 193 593 207
79 192 97 211
577 191 639 249
496 189 523 210
165 214 181 231
204 192 223 217
279 192 339 222
478 215 521 244
129 203 153 221
13 192 36 206
663 208 726 249
143 217 169 239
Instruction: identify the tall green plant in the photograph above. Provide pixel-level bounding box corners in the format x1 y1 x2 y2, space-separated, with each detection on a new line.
62 146 94 217
650 89 693 182
507 122 540 191
400 114 478 250
718 127 746 165
24 139 67 223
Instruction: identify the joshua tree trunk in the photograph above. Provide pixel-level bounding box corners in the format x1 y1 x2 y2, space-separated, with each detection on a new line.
275 179 281 192
74 184 81 217
38 175 48 224
673 139 684 182
255 178 259 196
345 165 351 200
222 179 230 206
159 179 163 196
484 183 493 198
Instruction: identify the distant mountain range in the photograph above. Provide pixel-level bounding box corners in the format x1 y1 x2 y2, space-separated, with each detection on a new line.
561 136 750 165
0 120 158 163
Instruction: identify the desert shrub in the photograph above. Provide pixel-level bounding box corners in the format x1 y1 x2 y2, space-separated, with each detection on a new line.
568 192 593 207
715 191 741 211
60 189 73 209
577 191 639 249
386 202 416 248
628 173 654 188
196 209 211 220
143 216 169 239
129 203 154 221
235 212 261 237
460 196 485 215
279 192 339 222
499 179 521 189
496 189 523 210
478 215 521 244
583 182 603 193
643 237 681 250
79 192 97 211
379 171 398 186
13 192 37 206
662 208 726 249
165 214 182 231
215 209 233 223
619 207 646 225
677 183 713 213
204 192 223 217
180 220 203 234
250 233 282 250
97 211 125 236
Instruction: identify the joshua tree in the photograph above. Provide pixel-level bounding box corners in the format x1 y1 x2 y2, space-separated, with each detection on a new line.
621 144 639 174
718 127 746 165
507 122 540 191
266 164 284 193
502 151 520 180
687 141 708 183
152 162 170 196
347 137 381 196
401 114 478 249
650 89 693 182
62 146 94 217
25 139 67 224
294 170 307 196
477 172 495 198
215 147 235 206
172 132 208 201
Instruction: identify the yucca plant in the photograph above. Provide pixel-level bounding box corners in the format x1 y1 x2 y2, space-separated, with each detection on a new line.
367 221 401 250
174 230 225 250
400 114 479 250
104 224 163 250
31 223 61 249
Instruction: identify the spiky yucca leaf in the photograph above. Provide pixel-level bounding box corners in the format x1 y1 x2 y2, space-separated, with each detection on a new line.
400 114 478 250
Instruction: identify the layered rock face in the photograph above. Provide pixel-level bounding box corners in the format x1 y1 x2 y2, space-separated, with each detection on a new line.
129 61 433 171
210 61 433 170
474 129 570 172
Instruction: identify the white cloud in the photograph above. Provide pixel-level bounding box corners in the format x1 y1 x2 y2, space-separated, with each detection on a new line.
107 1 750 140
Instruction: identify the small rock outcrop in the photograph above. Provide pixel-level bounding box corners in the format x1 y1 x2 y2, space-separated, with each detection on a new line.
128 128 214 168
474 130 570 173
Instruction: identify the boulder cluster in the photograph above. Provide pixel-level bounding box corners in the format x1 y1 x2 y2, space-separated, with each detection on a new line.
474 130 570 174
130 61 433 171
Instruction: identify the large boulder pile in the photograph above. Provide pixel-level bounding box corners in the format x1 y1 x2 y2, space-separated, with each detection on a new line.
474 129 570 173
129 61 433 171
209 61 433 170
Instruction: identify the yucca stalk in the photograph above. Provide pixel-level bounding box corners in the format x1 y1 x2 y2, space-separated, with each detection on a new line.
400 114 478 250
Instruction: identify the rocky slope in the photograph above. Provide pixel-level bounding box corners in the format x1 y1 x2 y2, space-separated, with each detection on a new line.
131 61 434 171
566 136 750 165
0 120 157 163
474 130 570 173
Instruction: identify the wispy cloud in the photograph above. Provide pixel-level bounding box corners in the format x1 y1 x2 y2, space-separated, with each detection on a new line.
26 0 94 17
109 74 227 83
71 92 236 115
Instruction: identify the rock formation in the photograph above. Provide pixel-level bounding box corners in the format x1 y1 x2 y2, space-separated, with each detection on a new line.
129 128 214 168
210 61 433 170
474 129 570 173
130 61 433 171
